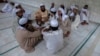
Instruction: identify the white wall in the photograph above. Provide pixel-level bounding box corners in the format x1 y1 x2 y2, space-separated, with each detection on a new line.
9 0 100 23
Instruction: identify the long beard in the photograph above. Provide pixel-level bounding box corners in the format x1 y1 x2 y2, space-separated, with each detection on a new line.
41 9 46 12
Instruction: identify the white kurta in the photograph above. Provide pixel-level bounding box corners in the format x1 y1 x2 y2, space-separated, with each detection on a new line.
1 3 13 13
71 14 80 30
80 8 89 22
50 7 56 13
42 29 64 54
59 7 66 15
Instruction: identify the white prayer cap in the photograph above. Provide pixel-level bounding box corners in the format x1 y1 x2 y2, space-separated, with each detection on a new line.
74 7 78 9
40 4 44 7
14 3 19 7
50 19 58 27
19 18 28 25
70 5 78 10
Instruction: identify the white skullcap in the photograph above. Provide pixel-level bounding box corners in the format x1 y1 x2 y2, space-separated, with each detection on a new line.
70 5 78 10
74 7 78 9
14 3 19 7
50 19 58 27
50 8 56 12
71 5 75 9
19 18 28 25
62 15 69 21
40 4 44 7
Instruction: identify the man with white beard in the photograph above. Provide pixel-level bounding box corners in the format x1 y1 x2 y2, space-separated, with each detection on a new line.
35 4 49 22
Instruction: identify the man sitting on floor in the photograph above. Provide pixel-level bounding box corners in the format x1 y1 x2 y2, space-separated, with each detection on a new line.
42 19 64 54
0 2 15 13
16 18 42 53
35 4 49 23
80 5 89 25
56 9 71 37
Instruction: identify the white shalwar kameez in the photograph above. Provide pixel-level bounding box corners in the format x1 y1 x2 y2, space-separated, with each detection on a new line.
42 29 64 54
1 3 13 13
71 14 81 30
80 8 89 22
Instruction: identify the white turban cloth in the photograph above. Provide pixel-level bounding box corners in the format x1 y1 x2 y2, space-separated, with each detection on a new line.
14 3 19 7
19 18 28 25
40 4 44 7
50 19 58 27
70 4 78 10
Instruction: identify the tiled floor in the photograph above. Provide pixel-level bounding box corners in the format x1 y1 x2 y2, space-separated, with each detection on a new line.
0 3 100 56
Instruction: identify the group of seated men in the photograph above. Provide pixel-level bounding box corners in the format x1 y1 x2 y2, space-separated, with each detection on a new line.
0 2 89 53
0 1 30 19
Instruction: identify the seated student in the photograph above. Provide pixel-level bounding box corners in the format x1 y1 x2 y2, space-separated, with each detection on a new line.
57 4 66 15
56 8 64 19
0 2 15 13
12 3 21 16
42 19 64 54
16 18 42 53
50 2 56 15
16 4 31 19
15 4 25 19
16 9 25 19
62 15 71 37
35 4 49 22
80 5 89 25
71 8 81 30
68 4 79 18
56 10 71 37
56 4 67 19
